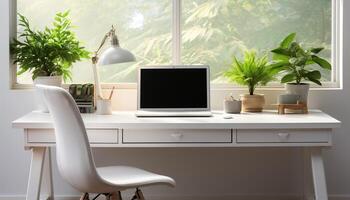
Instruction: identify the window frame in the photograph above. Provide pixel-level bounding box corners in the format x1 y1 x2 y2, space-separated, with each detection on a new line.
10 0 343 90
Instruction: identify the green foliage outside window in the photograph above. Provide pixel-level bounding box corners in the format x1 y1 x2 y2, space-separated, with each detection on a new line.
16 0 332 84
182 0 331 82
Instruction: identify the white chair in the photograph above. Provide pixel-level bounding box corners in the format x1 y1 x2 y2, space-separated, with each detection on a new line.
36 85 175 200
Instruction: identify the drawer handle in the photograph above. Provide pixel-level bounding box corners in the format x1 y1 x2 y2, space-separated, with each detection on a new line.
277 133 290 141
171 133 183 140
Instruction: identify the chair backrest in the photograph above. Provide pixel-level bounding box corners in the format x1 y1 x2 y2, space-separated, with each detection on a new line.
36 85 108 192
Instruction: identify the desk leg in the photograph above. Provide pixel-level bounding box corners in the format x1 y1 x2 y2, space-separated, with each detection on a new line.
42 147 54 200
311 148 328 200
303 148 314 200
26 147 54 200
304 148 328 200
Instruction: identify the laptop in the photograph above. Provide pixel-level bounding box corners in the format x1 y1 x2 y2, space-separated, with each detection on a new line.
136 65 212 117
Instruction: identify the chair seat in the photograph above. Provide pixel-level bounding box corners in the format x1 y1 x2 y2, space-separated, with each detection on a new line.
97 166 176 189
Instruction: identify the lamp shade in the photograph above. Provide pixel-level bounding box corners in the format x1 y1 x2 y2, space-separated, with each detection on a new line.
98 45 136 66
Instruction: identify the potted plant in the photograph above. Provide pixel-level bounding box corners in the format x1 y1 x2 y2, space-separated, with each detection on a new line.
10 11 90 86
224 51 275 112
270 33 331 104
11 11 89 111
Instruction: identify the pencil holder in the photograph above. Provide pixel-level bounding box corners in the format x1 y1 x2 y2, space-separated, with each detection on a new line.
96 99 112 115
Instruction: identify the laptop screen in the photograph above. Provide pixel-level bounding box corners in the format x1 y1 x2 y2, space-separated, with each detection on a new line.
139 67 209 110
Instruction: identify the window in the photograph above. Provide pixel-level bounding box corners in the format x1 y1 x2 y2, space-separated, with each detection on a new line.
15 0 172 84
13 0 342 88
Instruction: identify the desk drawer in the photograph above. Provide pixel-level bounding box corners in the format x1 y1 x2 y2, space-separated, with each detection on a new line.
123 129 232 143
236 129 331 143
27 129 118 144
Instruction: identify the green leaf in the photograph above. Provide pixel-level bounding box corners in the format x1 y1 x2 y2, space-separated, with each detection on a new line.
305 70 322 86
306 70 321 80
268 61 290 72
16 68 27 75
310 47 324 54
62 10 70 17
54 16 62 22
272 53 289 61
281 73 296 83
312 55 331 70
308 78 322 86
271 47 290 56
280 33 296 48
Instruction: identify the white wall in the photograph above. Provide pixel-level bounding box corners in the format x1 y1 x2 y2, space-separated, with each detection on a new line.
1 0 349 199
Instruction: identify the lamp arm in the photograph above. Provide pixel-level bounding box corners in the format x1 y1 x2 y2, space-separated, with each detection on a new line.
92 62 103 99
94 26 119 57
92 34 109 100
94 34 109 57
91 25 120 100
91 36 107 100
92 26 115 99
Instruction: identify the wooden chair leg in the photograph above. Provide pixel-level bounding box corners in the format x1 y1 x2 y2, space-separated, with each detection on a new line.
136 188 145 200
278 105 285 114
108 192 122 200
80 193 89 200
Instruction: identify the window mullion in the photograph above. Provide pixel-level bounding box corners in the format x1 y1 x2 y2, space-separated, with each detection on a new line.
172 0 181 65
335 0 343 88
331 0 337 83
10 0 17 87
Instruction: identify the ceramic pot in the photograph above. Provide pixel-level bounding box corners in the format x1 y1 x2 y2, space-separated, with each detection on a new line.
285 83 309 104
223 100 242 114
277 94 300 104
240 94 265 112
34 76 62 112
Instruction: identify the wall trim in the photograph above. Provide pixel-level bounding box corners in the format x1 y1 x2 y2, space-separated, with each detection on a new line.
1 194 350 200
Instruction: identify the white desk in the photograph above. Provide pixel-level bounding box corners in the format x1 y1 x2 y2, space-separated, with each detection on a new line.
13 110 340 200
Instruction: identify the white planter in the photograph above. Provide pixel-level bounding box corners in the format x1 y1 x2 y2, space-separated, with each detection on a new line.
285 83 310 104
223 100 242 114
34 76 62 112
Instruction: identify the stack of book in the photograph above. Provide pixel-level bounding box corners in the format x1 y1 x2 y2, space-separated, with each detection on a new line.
69 84 95 113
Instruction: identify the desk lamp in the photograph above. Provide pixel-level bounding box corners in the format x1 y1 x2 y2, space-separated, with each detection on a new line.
91 26 136 112
92 25 135 99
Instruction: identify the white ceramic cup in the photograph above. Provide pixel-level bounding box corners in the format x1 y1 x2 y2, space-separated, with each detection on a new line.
96 99 112 115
